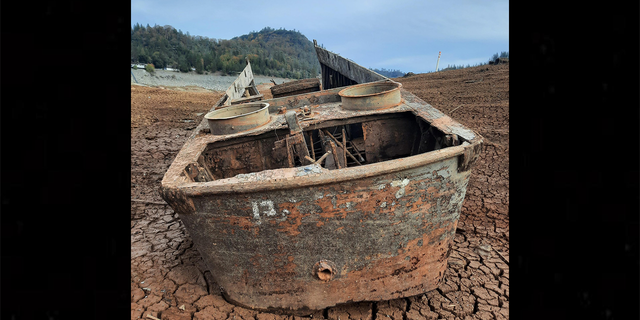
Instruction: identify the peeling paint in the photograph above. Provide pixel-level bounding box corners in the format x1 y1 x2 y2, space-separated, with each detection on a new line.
391 179 410 188
437 168 451 178
295 164 324 176
391 178 411 199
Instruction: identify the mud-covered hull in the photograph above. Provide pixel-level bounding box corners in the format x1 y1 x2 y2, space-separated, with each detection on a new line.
159 43 483 313
173 154 470 312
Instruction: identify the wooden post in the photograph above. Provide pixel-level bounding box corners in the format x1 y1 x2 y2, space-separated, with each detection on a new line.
328 140 342 169
342 127 347 166
322 129 362 166
308 131 315 161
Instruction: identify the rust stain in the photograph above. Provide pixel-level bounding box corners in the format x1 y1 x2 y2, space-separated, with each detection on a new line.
275 202 305 237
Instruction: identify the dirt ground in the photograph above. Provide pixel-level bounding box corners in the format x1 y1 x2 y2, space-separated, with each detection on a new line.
131 63 509 320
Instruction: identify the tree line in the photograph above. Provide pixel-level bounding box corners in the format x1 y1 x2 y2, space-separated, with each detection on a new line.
440 51 509 71
131 24 321 79
369 50 510 76
370 68 406 78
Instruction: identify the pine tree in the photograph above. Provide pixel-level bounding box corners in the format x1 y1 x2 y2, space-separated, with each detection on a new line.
196 55 204 74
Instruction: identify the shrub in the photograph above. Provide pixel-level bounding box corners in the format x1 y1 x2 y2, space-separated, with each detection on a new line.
133 65 138 70
145 64 155 73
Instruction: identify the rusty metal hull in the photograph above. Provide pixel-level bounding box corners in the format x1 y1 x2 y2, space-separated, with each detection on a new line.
159 89 483 312
159 44 483 314
177 155 469 312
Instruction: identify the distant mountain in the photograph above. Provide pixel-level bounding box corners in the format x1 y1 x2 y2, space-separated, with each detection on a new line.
369 68 405 78
131 24 321 79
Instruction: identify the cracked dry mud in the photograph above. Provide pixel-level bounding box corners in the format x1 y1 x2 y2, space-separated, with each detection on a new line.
131 64 509 320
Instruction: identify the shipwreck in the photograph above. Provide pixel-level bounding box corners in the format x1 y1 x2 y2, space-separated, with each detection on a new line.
159 41 483 313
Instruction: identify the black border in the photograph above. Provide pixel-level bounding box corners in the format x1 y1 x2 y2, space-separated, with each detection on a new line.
510 3 639 319
1 1 132 319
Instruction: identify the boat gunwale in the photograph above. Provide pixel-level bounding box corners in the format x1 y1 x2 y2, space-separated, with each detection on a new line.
175 141 472 196
160 89 483 192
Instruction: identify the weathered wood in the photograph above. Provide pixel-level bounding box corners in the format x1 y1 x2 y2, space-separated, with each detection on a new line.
315 46 387 89
285 110 302 134
308 131 315 161
304 151 331 167
271 78 321 98
316 151 331 166
272 138 291 169
224 61 259 105
285 137 294 167
415 119 431 155
318 130 338 169
322 129 362 166
328 140 342 169
198 155 215 181
131 199 167 205
230 94 264 105
349 137 365 162
342 127 347 166
286 133 312 165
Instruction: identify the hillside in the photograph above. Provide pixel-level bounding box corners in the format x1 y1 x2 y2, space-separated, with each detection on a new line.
131 24 321 79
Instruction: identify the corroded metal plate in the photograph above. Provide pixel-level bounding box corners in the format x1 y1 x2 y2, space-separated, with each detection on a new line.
338 81 402 111
205 102 270 135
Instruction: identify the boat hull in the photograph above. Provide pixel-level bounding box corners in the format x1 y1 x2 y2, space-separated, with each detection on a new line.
168 154 470 312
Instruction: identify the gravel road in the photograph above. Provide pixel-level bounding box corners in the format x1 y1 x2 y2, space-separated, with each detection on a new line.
131 69 293 91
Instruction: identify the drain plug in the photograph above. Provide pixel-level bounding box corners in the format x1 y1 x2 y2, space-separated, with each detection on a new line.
313 260 336 281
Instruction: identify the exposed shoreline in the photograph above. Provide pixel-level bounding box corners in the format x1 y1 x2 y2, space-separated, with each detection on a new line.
130 69 293 91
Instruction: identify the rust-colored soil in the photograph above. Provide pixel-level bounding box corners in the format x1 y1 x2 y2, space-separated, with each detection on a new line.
131 64 509 320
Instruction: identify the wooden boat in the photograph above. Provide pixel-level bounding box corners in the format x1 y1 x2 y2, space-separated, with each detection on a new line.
159 41 483 313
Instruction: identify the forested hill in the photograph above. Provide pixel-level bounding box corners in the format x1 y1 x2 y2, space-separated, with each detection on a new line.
369 68 405 78
131 24 321 79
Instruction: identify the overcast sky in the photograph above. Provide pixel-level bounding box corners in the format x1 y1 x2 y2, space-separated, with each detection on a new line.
131 0 508 74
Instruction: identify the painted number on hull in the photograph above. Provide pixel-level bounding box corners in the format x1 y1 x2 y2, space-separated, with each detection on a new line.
251 200 290 225
252 200 276 219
